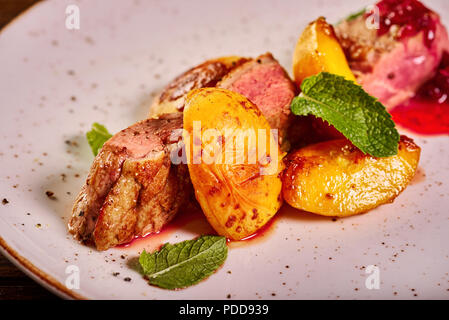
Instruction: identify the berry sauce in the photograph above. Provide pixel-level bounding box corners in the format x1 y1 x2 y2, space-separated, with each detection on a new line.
390 52 449 135
374 0 436 48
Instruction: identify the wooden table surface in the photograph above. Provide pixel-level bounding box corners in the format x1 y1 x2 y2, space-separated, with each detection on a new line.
0 0 59 300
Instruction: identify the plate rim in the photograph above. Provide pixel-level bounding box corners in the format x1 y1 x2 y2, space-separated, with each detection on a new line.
1 0 447 300
0 236 86 300
0 0 86 300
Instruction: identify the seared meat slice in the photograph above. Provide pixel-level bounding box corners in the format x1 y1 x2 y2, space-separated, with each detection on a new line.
149 56 249 118
150 53 296 144
336 3 449 108
218 53 297 142
69 114 190 250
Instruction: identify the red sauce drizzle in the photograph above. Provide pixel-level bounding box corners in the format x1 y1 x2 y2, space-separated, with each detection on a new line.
390 51 449 135
373 0 436 48
239 215 278 242
117 206 215 251
118 205 279 250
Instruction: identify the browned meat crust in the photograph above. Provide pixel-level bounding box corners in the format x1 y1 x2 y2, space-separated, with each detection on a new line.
69 114 191 250
149 57 249 117
149 54 296 146
160 61 236 103
217 53 296 143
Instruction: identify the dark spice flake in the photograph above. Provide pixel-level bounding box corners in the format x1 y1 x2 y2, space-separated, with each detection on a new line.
46 191 57 200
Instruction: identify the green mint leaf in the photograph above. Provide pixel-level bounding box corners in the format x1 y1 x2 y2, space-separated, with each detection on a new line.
86 123 112 156
343 8 366 22
139 235 228 290
291 72 399 157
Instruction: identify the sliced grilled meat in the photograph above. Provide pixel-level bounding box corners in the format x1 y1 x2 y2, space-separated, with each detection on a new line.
218 53 297 142
149 56 249 118
69 114 191 250
150 53 296 144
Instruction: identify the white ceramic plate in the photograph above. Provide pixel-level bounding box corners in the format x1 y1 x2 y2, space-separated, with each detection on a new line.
1 0 448 300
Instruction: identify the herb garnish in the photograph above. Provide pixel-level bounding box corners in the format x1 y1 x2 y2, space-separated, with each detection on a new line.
86 123 112 156
343 8 366 22
291 72 400 157
139 235 228 290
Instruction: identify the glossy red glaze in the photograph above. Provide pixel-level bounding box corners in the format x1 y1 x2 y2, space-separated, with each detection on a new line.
390 51 449 135
117 205 215 251
239 215 278 242
117 203 280 250
390 99 449 135
374 0 436 48
418 51 449 103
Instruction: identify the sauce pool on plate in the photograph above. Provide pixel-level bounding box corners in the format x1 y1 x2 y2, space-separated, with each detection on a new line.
390 51 449 135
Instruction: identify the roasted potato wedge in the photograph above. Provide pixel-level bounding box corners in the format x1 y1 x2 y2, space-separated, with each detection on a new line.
283 136 420 217
149 56 248 118
183 88 284 240
292 17 356 86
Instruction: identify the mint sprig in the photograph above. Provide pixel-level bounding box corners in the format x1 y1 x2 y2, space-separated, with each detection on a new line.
86 123 112 156
291 72 399 157
343 8 366 22
139 235 228 290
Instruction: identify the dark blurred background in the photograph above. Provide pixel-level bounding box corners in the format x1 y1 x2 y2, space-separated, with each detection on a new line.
0 0 40 29
0 0 57 300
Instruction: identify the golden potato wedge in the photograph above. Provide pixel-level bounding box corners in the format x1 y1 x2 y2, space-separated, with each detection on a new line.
149 56 249 118
183 88 284 240
283 136 420 217
292 17 356 86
